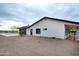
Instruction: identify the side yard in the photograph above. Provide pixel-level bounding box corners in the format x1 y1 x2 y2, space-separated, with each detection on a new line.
0 36 79 56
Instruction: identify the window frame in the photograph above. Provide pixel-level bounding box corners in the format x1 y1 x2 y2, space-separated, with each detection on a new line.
43 28 47 31
36 28 41 34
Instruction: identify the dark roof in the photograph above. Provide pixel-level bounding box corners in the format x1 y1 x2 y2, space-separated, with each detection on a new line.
18 26 29 29
28 17 79 28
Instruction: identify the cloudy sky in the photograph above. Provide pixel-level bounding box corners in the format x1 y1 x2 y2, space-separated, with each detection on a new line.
0 1 79 30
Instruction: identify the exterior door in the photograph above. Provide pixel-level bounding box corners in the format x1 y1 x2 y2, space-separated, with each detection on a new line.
30 29 33 35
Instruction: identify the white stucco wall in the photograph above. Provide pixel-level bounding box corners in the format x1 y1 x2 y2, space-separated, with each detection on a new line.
26 18 78 39
26 28 30 35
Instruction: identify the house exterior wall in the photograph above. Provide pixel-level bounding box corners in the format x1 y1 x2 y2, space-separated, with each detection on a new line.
27 28 30 35
76 30 79 40
26 18 78 39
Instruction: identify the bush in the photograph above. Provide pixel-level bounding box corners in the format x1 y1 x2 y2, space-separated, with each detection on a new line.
0 30 18 33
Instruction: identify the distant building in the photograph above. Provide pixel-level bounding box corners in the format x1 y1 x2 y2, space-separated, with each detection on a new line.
18 26 29 35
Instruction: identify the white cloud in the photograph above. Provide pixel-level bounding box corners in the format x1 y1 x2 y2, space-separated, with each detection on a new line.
0 19 26 30
0 3 79 30
17 0 54 7
1 0 79 3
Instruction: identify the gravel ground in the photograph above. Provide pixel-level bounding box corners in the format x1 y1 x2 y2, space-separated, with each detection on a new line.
0 36 79 56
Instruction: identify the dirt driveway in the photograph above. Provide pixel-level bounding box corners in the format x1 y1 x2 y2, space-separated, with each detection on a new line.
0 36 79 56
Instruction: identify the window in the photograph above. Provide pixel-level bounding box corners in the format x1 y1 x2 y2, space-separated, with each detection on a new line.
43 28 47 30
36 28 41 34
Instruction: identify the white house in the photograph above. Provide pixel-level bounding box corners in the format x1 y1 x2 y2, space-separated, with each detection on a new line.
26 17 79 40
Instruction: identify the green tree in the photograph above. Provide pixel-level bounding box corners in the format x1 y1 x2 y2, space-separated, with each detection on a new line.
11 26 18 32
